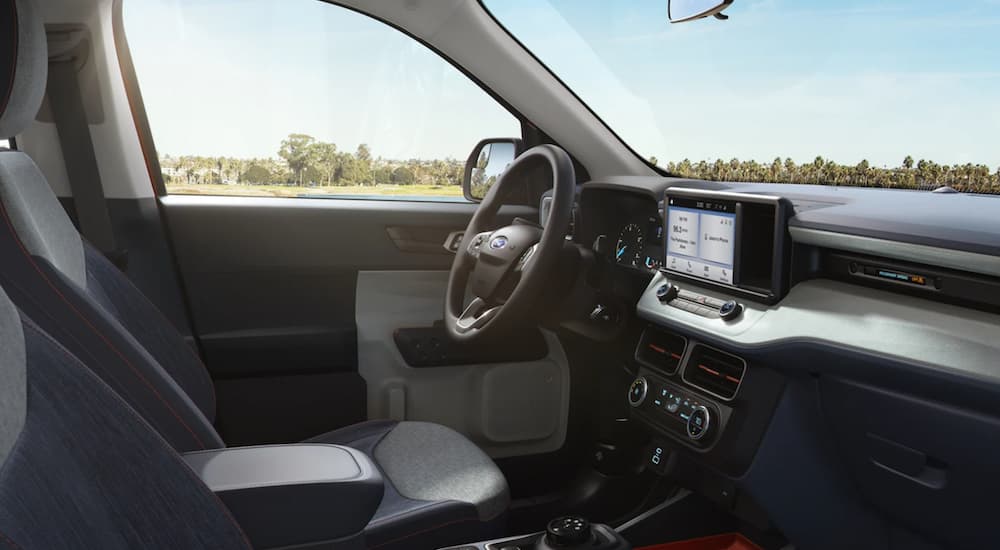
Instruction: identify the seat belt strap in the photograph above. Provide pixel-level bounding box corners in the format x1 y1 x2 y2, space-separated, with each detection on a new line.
47 58 126 269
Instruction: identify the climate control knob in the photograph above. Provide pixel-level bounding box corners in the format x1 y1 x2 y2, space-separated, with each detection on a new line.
686 405 712 440
627 377 648 407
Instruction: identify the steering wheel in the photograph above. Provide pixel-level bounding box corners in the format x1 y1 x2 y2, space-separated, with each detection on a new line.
445 144 575 342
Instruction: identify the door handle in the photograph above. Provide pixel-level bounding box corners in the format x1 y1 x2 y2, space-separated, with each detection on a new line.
443 231 464 254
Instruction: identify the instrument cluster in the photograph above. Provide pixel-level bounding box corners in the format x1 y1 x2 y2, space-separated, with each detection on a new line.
614 215 663 271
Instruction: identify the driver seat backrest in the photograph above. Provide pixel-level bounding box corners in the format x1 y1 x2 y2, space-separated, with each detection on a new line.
0 285 253 549
0 0 222 453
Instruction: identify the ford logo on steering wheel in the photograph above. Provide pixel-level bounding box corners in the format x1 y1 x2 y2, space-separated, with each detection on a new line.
489 236 508 249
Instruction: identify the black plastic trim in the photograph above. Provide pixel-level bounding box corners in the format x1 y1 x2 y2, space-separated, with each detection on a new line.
394 325 548 368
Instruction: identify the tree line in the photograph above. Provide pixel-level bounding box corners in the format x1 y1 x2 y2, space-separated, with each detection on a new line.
653 155 1000 194
160 133 1000 194
160 133 464 188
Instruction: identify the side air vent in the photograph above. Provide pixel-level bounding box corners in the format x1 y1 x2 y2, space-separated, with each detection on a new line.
682 345 746 400
635 327 687 374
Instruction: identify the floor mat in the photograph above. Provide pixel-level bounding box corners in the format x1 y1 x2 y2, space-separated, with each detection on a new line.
637 533 763 550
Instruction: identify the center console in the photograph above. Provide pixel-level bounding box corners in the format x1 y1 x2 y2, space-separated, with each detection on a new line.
183 444 383 550
622 188 790 478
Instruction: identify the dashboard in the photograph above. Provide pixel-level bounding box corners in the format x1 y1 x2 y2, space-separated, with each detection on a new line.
570 178 1000 550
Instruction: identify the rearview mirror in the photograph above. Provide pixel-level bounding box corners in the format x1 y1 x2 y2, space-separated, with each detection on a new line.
463 138 522 202
668 0 733 23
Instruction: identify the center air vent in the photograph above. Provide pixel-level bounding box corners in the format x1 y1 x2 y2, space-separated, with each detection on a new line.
682 345 746 400
635 327 687 374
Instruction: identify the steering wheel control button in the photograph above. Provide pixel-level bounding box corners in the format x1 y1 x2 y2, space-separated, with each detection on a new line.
686 405 711 440
719 300 743 321
545 516 592 547
627 377 648 407
655 284 679 303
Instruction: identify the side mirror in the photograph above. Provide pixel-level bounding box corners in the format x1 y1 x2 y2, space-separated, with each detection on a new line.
668 0 733 23
463 138 523 202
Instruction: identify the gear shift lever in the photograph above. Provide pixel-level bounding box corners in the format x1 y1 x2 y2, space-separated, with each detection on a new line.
544 516 593 547
439 515 629 550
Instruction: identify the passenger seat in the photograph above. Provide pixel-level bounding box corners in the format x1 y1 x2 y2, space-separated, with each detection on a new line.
0 285 253 549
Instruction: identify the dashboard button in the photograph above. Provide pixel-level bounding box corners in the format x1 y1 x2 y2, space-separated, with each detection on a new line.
719 300 743 321
666 402 679 413
705 297 727 309
686 405 711 440
655 284 679 303
627 377 648 407
694 306 714 317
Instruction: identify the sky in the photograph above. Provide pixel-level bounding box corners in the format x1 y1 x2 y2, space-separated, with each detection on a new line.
125 0 1000 169
123 0 521 160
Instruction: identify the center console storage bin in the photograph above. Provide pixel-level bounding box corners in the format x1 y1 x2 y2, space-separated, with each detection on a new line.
183 444 383 549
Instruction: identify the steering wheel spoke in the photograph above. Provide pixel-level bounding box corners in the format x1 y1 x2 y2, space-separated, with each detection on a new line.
455 297 501 334
514 243 540 273
465 231 493 259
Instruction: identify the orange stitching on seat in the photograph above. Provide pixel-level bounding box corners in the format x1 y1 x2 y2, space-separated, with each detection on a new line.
87 246 216 410
0 201 206 449
25 322 253 550
0 531 23 550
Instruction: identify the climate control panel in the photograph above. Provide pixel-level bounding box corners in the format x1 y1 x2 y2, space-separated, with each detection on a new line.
627 371 728 448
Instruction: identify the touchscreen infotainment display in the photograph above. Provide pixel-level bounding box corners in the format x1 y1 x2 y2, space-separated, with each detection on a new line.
665 197 736 285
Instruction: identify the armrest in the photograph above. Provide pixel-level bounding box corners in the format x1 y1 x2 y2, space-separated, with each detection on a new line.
183 444 383 549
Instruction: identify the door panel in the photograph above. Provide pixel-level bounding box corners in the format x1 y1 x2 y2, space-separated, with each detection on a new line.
357 271 570 458
159 194 554 450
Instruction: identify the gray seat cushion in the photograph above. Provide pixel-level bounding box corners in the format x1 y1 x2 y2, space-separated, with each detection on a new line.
312 420 509 550
374 421 509 522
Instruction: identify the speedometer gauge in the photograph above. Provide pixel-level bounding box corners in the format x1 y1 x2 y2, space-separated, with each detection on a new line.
615 223 644 267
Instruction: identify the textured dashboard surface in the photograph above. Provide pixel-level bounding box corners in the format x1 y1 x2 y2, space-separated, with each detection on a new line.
588 177 1000 257
638 272 1000 385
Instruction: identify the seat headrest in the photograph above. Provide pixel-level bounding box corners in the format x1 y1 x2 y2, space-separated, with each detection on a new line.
0 0 47 139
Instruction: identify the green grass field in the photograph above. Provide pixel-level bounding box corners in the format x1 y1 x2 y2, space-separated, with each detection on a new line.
166 183 465 198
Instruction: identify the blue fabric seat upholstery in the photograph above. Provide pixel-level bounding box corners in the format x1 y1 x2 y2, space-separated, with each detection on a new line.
0 0 509 548
0 286 253 550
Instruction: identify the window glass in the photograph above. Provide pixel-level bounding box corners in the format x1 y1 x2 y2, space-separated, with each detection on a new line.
486 0 1000 194
124 0 520 200
0 139 10 149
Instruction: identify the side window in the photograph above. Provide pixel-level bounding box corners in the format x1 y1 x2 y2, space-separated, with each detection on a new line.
123 1 520 200
0 139 9 149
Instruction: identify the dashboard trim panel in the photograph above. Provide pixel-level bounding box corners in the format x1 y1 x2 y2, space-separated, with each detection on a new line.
637 272 1000 386
790 226 1000 279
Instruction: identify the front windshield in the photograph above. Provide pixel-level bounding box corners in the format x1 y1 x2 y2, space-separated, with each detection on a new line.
485 0 1000 194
